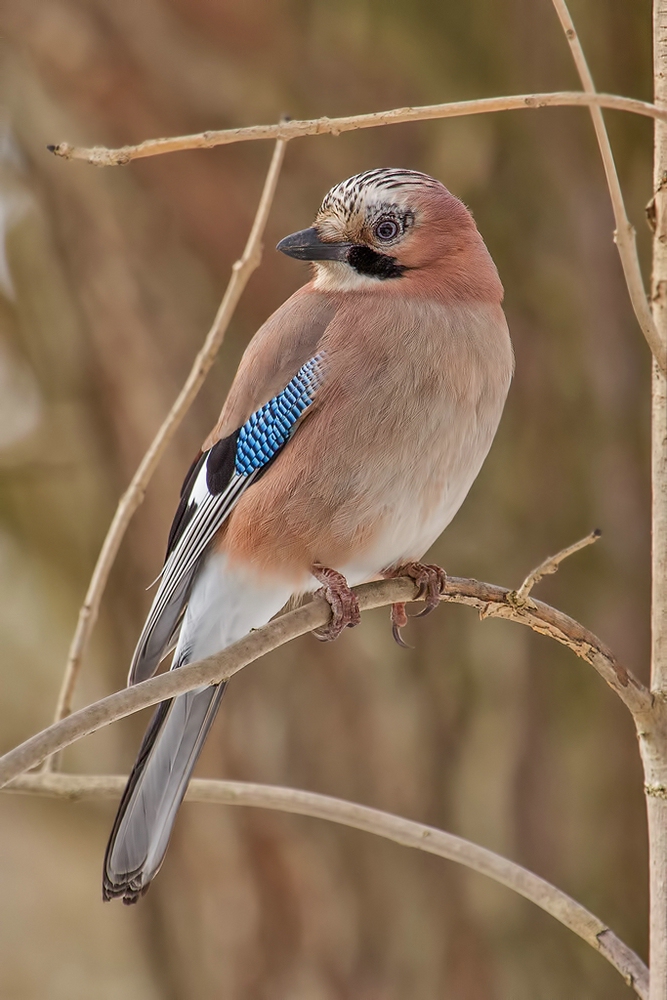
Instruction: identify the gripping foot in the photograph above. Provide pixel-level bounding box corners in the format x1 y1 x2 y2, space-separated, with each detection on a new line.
384 562 447 646
311 564 361 641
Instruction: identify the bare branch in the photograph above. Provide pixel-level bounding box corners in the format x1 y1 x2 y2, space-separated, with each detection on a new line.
648 3 667 995
515 529 601 601
45 135 287 760
549 1 665 380
0 573 650 790
48 92 667 165
2 772 648 998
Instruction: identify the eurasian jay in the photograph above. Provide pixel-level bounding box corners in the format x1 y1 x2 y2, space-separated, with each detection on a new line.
103 167 513 903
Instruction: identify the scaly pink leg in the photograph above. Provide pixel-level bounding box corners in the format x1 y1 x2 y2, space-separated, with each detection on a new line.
383 562 447 646
311 564 361 641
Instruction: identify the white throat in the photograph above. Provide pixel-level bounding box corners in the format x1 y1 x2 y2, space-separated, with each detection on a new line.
312 261 384 292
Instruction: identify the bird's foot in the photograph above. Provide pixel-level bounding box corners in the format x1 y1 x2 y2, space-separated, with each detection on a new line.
311 564 361 641
383 562 447 646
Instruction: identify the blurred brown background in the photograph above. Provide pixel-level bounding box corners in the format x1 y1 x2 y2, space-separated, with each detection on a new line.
0 1 653 997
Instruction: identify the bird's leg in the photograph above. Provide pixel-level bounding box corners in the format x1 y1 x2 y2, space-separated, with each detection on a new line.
382 563 447 646
311 564 361 641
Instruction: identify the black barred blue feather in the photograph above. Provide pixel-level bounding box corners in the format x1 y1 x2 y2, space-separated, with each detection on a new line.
127 354 326 685
235 356 324 474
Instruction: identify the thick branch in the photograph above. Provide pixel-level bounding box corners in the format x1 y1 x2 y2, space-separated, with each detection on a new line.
47 135 287 748
49 92 667 164
550 0 665 410
2 773 648 999
0 575 650 789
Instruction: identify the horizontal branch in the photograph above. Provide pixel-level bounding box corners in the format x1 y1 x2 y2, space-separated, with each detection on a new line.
4 772 648 998
0 575 650 789
48 92 666 167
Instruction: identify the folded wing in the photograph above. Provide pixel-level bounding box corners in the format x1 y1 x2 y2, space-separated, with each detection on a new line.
128 353 327 684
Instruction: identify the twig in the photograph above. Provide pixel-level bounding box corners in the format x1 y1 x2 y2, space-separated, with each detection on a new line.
48 92 667 165
2 773 648 999
0 573 650 789
549 0 665 384
45 134 287 763
515 529 601 601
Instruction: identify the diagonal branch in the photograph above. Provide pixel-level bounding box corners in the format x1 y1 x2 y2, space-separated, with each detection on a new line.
549 0 664 373
46 134 288 758
0 574 650 789
2 772 648 999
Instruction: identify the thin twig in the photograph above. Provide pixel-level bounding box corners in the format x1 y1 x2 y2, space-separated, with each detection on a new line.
549 0 665 381
45 135 287 764
515 529 601 601
1 573 650 789
2 773 648 999
48 92 667 165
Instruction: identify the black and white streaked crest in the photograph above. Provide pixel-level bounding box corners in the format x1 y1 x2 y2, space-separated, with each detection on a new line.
319 168 442 222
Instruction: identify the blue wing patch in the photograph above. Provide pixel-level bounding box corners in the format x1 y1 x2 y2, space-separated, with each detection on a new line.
235 355 324 475
128 353 325 684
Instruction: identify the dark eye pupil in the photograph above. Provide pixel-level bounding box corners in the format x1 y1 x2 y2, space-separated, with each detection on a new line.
376 220 398 240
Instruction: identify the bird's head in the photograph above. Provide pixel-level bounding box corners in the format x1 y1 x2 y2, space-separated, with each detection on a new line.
277 168 502 301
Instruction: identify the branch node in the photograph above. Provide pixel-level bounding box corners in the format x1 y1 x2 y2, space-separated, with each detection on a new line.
505 589 534 611
645 783 667 799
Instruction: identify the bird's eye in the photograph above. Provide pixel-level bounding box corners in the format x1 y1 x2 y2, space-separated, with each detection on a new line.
374 218 399 242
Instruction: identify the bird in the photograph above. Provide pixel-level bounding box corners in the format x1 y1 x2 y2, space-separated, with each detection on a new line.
103 167 513 903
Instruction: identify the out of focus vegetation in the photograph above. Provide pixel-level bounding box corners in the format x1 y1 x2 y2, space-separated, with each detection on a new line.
0 1 653 997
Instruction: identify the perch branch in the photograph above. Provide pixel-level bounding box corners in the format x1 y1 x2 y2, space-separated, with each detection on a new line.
0 573 650 789
2 772 648 999
515 528 601 601
549 0 665 395
46 134 287 758
48 92 667 163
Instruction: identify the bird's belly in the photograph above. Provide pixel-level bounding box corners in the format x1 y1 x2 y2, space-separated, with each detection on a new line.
334 401 501 586
337 469 473 586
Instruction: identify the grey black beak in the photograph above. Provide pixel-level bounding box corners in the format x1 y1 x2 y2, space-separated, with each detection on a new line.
276 227 353 262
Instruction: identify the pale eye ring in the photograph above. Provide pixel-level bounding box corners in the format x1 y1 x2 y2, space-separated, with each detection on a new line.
374 218 399 242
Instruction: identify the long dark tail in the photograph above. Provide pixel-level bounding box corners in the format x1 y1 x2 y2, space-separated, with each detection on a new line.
103 682 227 904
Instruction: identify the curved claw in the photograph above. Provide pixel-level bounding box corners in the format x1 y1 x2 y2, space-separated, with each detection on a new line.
392 622 413 648
390 602 413 648
411 564 447 615
414 603 437 619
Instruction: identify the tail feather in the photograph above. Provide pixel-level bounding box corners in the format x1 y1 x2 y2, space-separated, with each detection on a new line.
103 683 226 903
103 552 295 903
